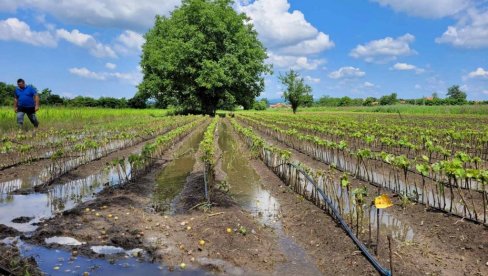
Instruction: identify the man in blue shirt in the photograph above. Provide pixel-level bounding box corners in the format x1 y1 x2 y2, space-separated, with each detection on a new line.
14 79 40 128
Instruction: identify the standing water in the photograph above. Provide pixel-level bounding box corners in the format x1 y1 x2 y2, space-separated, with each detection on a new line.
152 129 204 214
218 121 321 275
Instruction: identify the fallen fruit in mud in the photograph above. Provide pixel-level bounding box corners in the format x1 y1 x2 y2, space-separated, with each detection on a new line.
91 209 96 212
226 227 232 233
180 263 186 269
102 205 107 209
85 208 90 212
114 216 119 220
83 272 89 276
101 230 106 235
108 214 113 218
95 213 101 217
186 226 192 231
199 239 206 246
190 257 195 262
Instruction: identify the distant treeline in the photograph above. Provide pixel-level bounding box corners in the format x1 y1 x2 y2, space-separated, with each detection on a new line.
313 86 488 107
0 82 146 109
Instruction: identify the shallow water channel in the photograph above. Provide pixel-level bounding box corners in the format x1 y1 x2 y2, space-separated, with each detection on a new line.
152 130 204 214
0 129 208 275
218 122 321 275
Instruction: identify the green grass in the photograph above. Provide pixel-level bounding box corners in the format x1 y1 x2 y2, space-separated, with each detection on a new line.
0 107 168 132
259 104 488 115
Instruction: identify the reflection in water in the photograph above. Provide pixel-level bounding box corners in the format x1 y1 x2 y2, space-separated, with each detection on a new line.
0 161 132 232
152 130 203 214
219 122 280 225
219 122 321 276
10 239 206 276
45 236 84 246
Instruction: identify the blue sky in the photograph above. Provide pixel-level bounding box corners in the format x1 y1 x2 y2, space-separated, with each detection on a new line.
0 0 487 100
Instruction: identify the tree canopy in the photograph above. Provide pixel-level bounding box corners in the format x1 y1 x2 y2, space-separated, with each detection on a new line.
139 0 271 115
279 70 313 114
446 85 467 103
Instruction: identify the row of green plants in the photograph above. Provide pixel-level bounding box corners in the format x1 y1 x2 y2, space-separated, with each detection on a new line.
10 116 198 190
0 115 171 169
237 114 488 224
241 113 487 191
127 116 207 178
199 117 220 203
243 112 488 163
230 117 392 271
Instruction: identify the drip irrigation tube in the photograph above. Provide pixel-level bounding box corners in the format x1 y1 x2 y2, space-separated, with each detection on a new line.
275 162 392 276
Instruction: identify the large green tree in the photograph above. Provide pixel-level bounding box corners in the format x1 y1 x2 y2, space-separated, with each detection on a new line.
139 0 271 115
446 85 467 104
279 70 312 114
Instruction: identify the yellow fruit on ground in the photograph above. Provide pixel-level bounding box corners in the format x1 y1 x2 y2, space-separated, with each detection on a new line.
226 228 232 233
198 240 205 246
180 263 186 269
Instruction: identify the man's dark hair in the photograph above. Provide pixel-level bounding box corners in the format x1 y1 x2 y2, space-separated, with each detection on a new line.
17 79 25 84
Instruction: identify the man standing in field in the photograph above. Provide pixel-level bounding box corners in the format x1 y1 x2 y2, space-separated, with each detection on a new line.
14 79 40 128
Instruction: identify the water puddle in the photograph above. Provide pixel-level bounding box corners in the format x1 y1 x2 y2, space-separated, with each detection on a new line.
152 130 204 214
219 122 280 225
45 236 84 246
8 239 205 276
218 122 321 275
0 161 132 232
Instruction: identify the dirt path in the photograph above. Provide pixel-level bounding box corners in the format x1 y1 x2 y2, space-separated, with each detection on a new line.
240 118 488 275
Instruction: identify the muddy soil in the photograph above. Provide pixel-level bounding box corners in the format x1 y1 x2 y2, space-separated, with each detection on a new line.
222 118 379 275
0 243 42 276
244 118 488 275
26 125 285 275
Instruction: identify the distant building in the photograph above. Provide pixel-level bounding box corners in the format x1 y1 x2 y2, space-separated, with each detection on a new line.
270 103 291 108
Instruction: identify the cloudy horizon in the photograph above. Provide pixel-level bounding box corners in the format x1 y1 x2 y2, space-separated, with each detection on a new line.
0 0 487 100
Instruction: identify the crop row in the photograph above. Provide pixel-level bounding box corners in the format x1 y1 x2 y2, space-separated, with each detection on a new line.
0 115 173 170
237 114 488 224
229 117 392 273
244 112 488 162
1 116 200 194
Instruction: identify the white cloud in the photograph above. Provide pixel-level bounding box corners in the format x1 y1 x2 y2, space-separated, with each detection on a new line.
69 67 106 80
415 84 422 89
329 67 366 79
350 33 416 63
483 90 488 95
274 32 334 56
236 0 330 49
0 0 182 31
372 0 470 18
56 29 117 58
105 63 117 70
0 18 57 47
392 62 425 73
268 52 325 70
466 67 488 79
236 0 334 70
69 67 142 85
115 30 145 54
436 8 488 48
363 81 376 88
305 76 321 83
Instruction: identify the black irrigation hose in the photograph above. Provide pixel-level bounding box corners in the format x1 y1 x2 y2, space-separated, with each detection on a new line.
274 162 392 276
0 265 13 276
